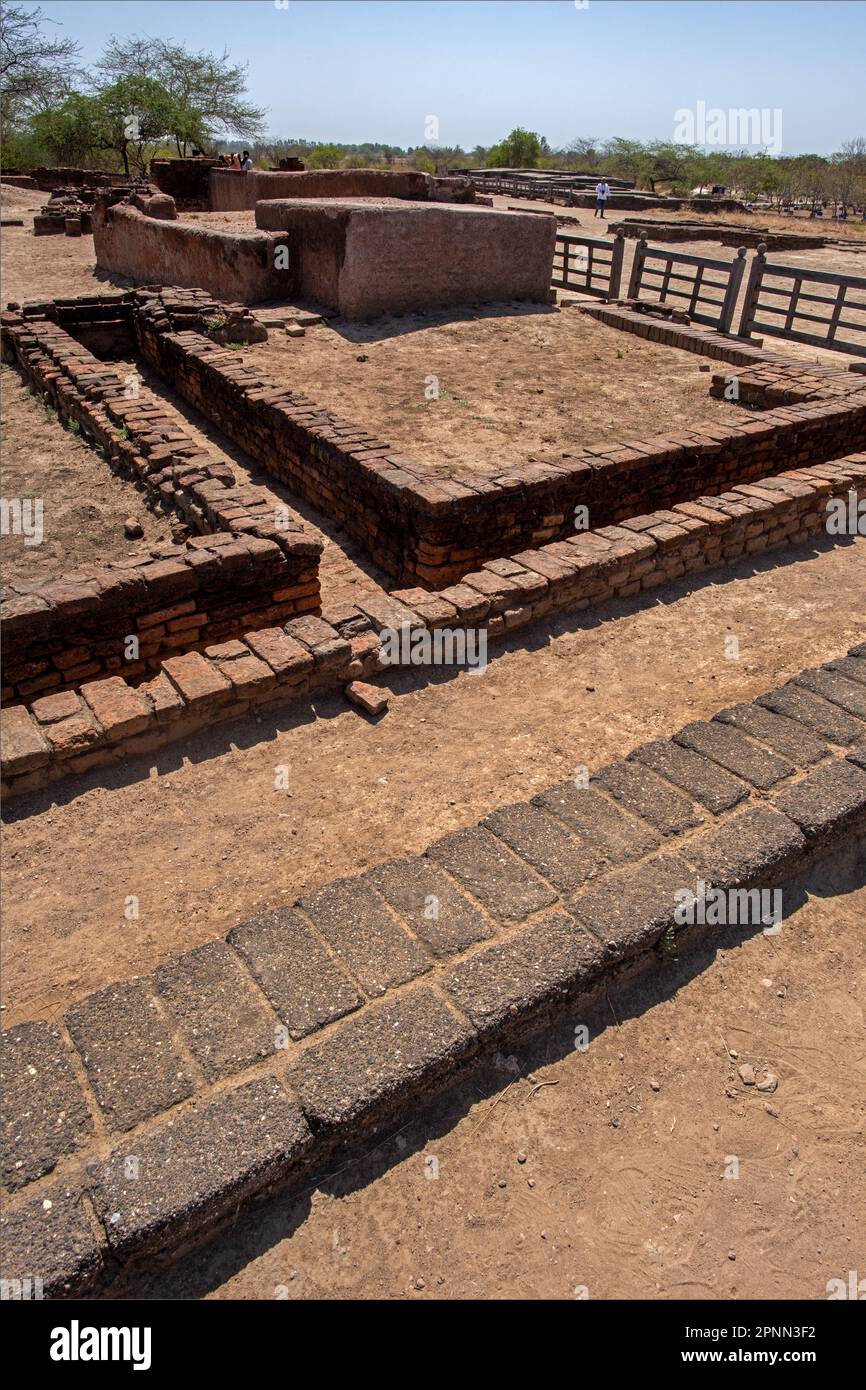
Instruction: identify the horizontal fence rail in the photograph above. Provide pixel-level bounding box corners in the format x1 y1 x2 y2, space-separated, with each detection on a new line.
738 246 866 357
626 234 747 333
552 229 625 299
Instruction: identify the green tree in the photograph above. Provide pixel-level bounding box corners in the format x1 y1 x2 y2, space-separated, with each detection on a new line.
306 143 343 169
96 34 266 154
0 1 81 126
486 128 544 168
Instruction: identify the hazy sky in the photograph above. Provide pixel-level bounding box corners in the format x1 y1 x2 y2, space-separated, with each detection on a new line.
37 0 864 155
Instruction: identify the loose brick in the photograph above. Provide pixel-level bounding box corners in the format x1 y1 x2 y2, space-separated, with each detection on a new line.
427 825 558 924
714 703 829 767
674 720 794 789
80 676 152 740
229 907 362 1038
772 757 866 839
292 987 473 1131
298 877 431 997
0 1184 104 1298
481 802 604 895
0 705 49 775
153 942 277 1080
533 783 659 862
65 981 194 1131
365 856 492 957
684 805 806 890
594 759 704 835
444 910 605 1036
162 650 231 710
1 1022 93 1190
757 683 865 745
630 738 749 814
91 1077 311 1257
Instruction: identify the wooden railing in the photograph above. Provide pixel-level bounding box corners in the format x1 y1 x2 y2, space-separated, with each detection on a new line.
552 229 625 299
626 235 747 333
738 247 866 356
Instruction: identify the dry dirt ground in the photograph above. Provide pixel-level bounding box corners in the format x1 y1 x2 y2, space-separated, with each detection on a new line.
3 535 863 1028
1 180 864 1302
237 307 742 477
116 842 865 1302
0 366 173 585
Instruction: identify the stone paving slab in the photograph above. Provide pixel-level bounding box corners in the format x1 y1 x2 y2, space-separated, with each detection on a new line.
297 877 431 997
153 942 277 1081
228 906 363 1038
1 1022 93 1191
91 1077 311 1258
795 667 866 720
65 981 194 1132
2 648 864 1295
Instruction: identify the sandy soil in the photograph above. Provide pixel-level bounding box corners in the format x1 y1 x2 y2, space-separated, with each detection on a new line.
2 535 863 1027
0 366 173 585
238 310 743 477
115 843 865 1302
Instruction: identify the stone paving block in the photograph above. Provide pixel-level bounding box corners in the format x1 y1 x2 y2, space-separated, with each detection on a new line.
756 683 865 745
533 782 659 862
1 1022 93 1190
714 702 829 767
292 987 474 1131
630 738 749 814
229 906 362 1038
153 942 277 1080
443 910 606 1035
0 705 50 775
426 825 558 924
65 981 194 1132
91 1076 311 1257
795 667 866 720
826 656 866 687
593 759 704 836
571 853 693 960
481 802 604 894
684 805 806 890
365 856 492 957
298 877 431 997
771 757 866 839
848 642 866 658
0 1184 104 1297
847 739 866 772
674 719 794 789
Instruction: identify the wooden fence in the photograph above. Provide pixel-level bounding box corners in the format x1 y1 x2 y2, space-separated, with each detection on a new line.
626 235 747 334
552 229 625 299
738 247 866 356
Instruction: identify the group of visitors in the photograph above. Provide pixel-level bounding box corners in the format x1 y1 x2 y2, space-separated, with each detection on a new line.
216 151 254 171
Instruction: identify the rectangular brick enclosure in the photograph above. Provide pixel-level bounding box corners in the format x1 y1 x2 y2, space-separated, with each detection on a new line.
253 199 557 318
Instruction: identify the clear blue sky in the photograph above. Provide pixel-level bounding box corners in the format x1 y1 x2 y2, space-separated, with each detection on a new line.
37 0 864 154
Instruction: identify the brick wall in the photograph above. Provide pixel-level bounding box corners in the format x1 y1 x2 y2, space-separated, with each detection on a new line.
137 317 866 588
4 455 863 797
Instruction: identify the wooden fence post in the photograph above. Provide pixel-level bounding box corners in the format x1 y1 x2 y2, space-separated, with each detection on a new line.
737 244 767 338
718 246 747 335
608 228 625 299
627 233 647 299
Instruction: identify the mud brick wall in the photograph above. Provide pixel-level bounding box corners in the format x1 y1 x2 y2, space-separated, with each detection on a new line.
93 202 293 304
1 536 316 700
136 318 866 588
150 158 218 210
1 301 321 698
3 455 863 797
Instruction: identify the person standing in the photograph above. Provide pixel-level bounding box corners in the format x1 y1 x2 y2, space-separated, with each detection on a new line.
594 179 610 219
240 151 253 172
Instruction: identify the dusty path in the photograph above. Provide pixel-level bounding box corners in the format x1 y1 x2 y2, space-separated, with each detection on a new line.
2 536 863 1026
114 843 866 1302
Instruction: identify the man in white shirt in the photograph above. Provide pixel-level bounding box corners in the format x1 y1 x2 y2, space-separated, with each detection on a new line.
594 180 610 219
240 151 253 172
